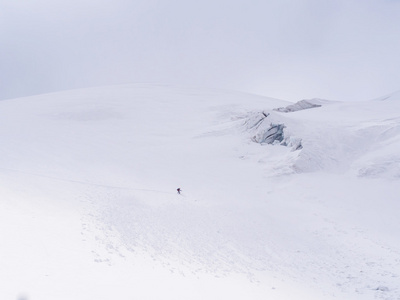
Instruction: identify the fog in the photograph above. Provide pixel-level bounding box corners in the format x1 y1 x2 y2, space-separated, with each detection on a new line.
1 0 400 101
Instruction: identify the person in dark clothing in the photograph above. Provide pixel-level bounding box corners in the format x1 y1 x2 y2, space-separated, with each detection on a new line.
177 188 181 194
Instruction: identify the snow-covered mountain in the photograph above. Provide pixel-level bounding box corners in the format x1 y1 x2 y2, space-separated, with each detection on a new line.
1 84 399 300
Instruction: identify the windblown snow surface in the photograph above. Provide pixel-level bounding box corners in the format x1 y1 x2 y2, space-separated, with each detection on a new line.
1 84 399 300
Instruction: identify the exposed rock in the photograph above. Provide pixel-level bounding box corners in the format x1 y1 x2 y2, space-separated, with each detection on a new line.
274 99 321 113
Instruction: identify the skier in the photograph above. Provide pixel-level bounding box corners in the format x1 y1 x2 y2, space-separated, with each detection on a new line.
177 188 181 194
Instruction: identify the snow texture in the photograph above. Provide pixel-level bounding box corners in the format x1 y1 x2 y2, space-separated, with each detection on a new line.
0 84 399 300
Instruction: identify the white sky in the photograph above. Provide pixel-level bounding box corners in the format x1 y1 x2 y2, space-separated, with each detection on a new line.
1 0 400 101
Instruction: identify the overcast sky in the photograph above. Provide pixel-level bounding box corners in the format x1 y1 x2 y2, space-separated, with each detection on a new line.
1 0 400 101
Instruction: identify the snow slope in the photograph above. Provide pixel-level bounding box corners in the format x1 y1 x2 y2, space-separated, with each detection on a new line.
1 84 399 300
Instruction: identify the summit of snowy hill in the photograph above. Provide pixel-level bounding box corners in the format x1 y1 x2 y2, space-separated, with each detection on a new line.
1 84 399 300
